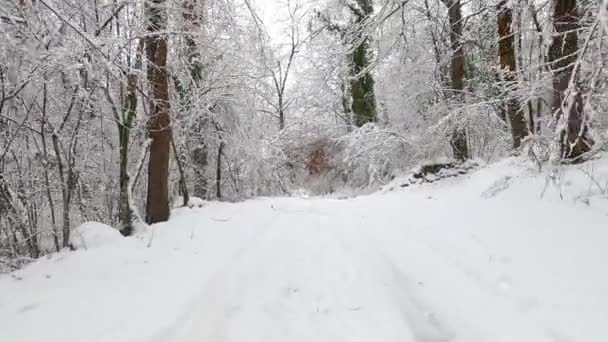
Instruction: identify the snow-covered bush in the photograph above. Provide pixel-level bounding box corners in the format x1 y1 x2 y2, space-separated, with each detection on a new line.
425 103 510 162
226 132 295 198
69 222 123 250
332 123 415 190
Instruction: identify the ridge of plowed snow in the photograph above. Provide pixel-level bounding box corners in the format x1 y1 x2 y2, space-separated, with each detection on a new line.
1 156 608 342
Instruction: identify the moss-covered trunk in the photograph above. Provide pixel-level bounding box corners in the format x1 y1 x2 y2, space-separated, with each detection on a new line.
350 0 377 127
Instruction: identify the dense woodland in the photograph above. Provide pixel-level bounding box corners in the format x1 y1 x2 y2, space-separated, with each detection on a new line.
0 0 607 267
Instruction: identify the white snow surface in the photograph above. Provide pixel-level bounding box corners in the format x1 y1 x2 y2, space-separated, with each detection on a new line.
2 157 608 342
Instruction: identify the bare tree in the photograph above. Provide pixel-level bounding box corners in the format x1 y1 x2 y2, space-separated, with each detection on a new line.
257 0 306 130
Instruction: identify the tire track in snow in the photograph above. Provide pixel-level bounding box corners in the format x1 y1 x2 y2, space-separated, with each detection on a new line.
330 212 451 342
354 214 557 342
150 207 285 342
169 201 328 342
171 200 420 342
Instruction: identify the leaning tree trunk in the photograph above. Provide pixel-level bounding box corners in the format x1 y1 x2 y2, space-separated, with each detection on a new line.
548 0 591 160
145 0 172 224
497 0 528 148
350 0 378 127
442 0 469 161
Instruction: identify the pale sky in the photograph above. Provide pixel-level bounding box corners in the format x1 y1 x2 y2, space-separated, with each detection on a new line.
253 0 287 41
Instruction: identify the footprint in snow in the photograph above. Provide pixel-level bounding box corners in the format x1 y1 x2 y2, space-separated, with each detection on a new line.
496 275 512 294
17 303 39 314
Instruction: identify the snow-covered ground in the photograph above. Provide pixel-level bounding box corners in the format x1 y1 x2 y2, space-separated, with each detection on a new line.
1 157 608 342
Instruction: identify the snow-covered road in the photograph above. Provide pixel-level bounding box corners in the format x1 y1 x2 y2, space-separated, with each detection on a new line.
170 194 608 342
174 199 423 342
2 158 608 342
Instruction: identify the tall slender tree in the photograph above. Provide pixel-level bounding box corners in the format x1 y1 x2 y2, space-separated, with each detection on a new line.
145 0 172 224
497 0 528 148
441 0 469 161
349 0 378 127
548 0 592 160
116 37 143 234
180 0 209 199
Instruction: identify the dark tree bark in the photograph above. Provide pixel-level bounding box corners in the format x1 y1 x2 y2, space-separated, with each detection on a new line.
349 0 378 127
441 0 469 161
145 0 172 224
182 0 203 84
549 0 578 116
497 0 528 148
548 0 592 160
215 141 224 200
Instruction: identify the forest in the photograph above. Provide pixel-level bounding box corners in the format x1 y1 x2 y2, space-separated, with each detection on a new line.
1 0 607 266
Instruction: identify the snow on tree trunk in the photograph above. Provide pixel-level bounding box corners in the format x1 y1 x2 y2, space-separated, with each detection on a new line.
442 0 469 161
118 41 143 235
549 0 593 160
180 0 208 199
497 0 528 148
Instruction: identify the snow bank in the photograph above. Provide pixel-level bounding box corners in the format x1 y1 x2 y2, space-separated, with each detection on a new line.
69 222 123 250
173 196 207 208
385 159 482 189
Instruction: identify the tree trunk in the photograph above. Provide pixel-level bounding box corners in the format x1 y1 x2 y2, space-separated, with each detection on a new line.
171 135 189 206
548 0 592 160
442 0 469 161
182 0 208 198
350 0 378 127
423 0 448 94
497 0 528 148
51 133 71 248
278 94 285 129
445 0 464 91
216 141 224 200
122 37 144 233
183 0 203 83
118 118 132 232
549 0 577 117
118 45 141 235
145 0 172 224
341 80 353 129
40 83 61 251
